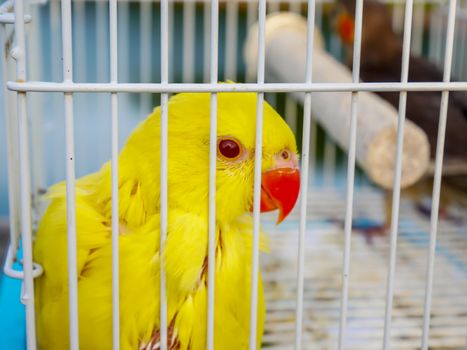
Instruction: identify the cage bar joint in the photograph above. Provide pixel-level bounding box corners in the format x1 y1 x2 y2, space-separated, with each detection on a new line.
3 244 44 280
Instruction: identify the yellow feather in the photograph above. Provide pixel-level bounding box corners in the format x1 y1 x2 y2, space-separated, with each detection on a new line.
34 91 297 349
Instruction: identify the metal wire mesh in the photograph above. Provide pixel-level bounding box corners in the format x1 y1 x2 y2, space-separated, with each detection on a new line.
1 0 466 349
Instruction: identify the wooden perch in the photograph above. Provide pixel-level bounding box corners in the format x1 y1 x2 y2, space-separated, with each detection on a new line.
243 12 430 189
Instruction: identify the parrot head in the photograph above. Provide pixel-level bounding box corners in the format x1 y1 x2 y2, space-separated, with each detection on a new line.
336 11 354 45
163 91 300 224
332 0 400 66
120 91 300 225
214 129 300 225
330 1 355 46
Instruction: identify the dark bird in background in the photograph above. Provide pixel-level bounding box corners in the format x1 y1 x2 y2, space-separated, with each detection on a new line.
331 0 467 238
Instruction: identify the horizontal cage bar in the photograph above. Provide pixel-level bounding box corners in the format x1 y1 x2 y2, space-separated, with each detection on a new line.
7 81 467 93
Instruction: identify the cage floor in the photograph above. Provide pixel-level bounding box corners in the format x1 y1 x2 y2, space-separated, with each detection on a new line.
260 187 467 350
1 187 466 349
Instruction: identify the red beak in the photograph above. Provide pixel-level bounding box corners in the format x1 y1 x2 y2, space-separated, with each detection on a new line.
260 167 300 224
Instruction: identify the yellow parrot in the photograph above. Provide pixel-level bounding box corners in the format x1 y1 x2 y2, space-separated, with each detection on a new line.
33 91 300 350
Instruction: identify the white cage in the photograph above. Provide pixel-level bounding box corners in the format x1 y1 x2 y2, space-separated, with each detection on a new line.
1 0 467 349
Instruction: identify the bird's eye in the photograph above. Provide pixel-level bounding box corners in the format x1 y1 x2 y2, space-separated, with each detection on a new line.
281 150 290 161
218 138 241 160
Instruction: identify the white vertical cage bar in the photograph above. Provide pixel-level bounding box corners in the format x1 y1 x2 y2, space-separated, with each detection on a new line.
294 1 315 348
224 0 238 80
203 1 211 82
182 1 196 83
49 0 62 184
421 0 457 348
109 0 119 347
382 0 414 348
61 0 79 346
140 1 152 112
13 0 36 347
26 2 45 206
160 1 169 349
1 23 19 254
19 60 37 350
337 0 363 346
249 0 266 349
207 1 219 348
